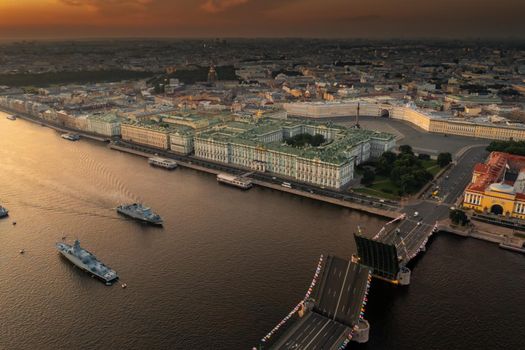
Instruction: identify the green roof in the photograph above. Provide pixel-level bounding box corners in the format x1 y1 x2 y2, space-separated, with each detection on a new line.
88 113 119 123
122 119 172 133
196 118 395 164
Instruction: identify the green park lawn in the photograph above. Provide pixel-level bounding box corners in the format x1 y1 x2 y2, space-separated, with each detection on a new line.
354 159 441 200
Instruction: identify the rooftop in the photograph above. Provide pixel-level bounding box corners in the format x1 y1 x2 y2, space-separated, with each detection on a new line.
467 152 525 194
197 117 394 164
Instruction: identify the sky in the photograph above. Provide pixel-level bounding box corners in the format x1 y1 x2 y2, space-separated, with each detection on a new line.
0 0 524 39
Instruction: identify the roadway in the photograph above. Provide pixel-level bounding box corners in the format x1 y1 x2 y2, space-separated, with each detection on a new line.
270 312 350 350
314 257 369 325
269 257 370 350
114 140 400 212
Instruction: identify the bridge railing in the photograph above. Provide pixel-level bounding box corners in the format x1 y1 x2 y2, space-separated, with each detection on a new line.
258 255 324 346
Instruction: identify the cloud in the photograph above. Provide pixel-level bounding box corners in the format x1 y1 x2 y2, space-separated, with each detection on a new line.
60 0 154 10
200 0 249 13
61 0 153 5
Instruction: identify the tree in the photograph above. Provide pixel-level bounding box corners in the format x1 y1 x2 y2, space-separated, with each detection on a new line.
399 145 414 155
361 169 375 186
395 153 419 168
450 209 469 226
381 151 397 164
413 169 433 184
399 173 418 193
437 152 452 167
285 133 325 148
376 151 397 175
487 140 525 156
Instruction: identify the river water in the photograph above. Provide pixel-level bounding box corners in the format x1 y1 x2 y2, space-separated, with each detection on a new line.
0 113 523 349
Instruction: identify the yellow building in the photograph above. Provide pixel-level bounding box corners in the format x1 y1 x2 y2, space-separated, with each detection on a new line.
463 152 525 219
121 121 170 149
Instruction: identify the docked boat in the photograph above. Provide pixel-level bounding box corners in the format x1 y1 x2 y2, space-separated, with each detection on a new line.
0 205 8 218
6 115 16 121
61 133 80 141
148 156 177 169
116 203 163 225
217 173 253 190
56 240 118 285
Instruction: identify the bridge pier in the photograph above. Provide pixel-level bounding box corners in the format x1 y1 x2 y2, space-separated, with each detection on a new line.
397 266 411 285
351 319 370 343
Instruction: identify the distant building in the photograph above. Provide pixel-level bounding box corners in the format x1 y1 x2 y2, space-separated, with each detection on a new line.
121 120 170 149
169 128 194 155
87 114 121 137
284 100 525 141
463 152 525 219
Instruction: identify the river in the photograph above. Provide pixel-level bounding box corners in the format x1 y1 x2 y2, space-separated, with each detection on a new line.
0 113 523 349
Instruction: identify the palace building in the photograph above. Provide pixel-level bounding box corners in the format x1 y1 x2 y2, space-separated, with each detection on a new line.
463 152 525 219
194 118 395 189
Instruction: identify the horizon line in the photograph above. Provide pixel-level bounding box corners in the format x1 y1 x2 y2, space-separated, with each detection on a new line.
2 35 525 42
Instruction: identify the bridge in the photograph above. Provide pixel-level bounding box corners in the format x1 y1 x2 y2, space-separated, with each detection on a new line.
259 146 489 348
354 145 489 285
259 256 371 350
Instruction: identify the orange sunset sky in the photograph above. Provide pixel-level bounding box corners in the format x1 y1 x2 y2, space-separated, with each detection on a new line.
0 0 524 39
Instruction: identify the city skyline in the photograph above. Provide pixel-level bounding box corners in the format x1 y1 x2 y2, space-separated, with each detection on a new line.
1 2 524 348
1 0 525 40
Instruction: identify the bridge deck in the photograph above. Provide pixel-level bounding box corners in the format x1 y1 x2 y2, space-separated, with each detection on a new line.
314 256 370 325
269 257 370 350
270 312 350 350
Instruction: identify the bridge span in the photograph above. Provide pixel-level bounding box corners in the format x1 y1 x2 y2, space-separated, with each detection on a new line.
354 145 488 285
259 256 371 350
259 146 489 348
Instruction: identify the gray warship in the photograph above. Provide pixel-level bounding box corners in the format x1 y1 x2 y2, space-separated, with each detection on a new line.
56 240 118 285
0 205 8 218
116 203 163 225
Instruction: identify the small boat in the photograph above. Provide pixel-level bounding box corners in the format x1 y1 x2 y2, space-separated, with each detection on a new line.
6 115 16 121
61 133 80 141
217 173 253 190
148 157 177 170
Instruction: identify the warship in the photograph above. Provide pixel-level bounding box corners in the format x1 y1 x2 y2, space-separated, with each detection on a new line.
0 205 8 218
56 240 118 285
116 203 163 225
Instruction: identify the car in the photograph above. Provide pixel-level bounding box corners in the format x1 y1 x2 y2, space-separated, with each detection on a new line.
417 222 422 226
414 211 419 217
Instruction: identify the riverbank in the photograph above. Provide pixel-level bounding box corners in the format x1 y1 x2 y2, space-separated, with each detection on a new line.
0 107 400 219
109 143 399 219
0 107 110 142
437 220 525 254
